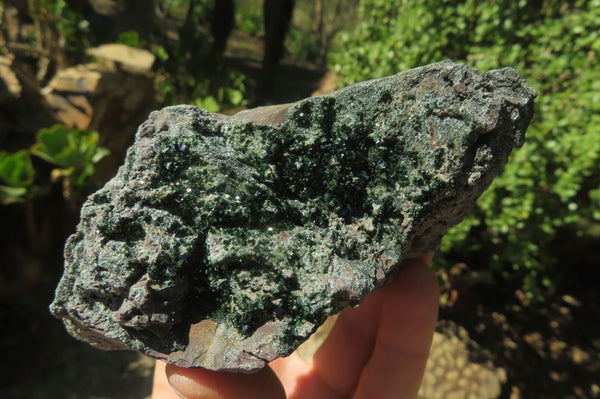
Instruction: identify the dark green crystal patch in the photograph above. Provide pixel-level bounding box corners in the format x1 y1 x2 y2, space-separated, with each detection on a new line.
50 61 536 372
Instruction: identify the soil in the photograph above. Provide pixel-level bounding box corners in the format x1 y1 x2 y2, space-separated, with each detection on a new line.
439 265 600 399
1 28 599 399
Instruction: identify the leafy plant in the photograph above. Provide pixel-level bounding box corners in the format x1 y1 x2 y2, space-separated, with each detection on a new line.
0 151 37 205
330 0 600 301
31 125 109 190
0 150 49 251
157 0 192 19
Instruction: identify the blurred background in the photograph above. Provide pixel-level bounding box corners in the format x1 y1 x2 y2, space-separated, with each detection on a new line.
0 0 598 398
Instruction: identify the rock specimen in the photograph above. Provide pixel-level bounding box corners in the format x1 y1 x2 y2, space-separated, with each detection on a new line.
50 61 536 372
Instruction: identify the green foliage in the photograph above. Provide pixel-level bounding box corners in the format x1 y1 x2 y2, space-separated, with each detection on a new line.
287 28 320 63
155 0 253 111
30 0 90 52
191 78 247 112
157 0 192 19
0 125 109 208
330 0 600 300
236 9 263 36
117 31 144 49
31 125 109 187
0 151 36 204
158 67 251 112
152 44 170 62
0 151 35 188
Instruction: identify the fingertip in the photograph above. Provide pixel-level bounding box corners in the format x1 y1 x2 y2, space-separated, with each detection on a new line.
153 360 182 399
165 363 286 399
165 364 219 399
395 253 439 300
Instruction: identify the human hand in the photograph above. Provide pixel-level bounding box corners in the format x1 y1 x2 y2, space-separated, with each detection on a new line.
152 254 439 399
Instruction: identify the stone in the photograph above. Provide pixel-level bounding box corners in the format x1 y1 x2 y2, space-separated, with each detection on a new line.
41 61 156 183
86 44 156 74
0 55 22 104
42 61 155 131
42 65 103 129
50 61 536 372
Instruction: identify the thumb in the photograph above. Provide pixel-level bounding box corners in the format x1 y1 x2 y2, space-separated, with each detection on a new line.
165 363 286 399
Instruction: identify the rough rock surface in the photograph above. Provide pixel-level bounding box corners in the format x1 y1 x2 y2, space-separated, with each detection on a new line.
50 61 536 372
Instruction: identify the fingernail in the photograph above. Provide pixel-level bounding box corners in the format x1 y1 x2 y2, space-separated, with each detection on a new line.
167 373 187 399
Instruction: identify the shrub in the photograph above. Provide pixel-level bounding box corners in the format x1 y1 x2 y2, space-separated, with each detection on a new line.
31 125 109 188
236 8 263 36
329 0 600 300
155 0 253 111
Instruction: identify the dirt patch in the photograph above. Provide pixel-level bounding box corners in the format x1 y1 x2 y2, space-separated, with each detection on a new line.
0 263 154 399
440 271 600 398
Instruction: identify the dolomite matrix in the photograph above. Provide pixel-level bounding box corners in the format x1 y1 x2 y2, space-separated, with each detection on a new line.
50 61 536 372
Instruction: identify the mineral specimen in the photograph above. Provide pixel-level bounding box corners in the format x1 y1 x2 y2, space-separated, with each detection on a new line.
50 61 536 372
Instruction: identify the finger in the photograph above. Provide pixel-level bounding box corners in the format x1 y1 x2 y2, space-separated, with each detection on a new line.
165 363 286 399
306 287 383 395
153 360 181 398
273 256 431 398
270 351 313 397
271 351 348 399
269 303 381 399
353 255 439 399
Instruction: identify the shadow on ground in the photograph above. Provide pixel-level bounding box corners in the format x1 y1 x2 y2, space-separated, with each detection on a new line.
440 260 600 399
0 269 154 399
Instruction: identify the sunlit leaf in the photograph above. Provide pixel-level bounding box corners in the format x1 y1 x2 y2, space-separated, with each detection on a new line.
0 150 35 188
0 185 27 205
